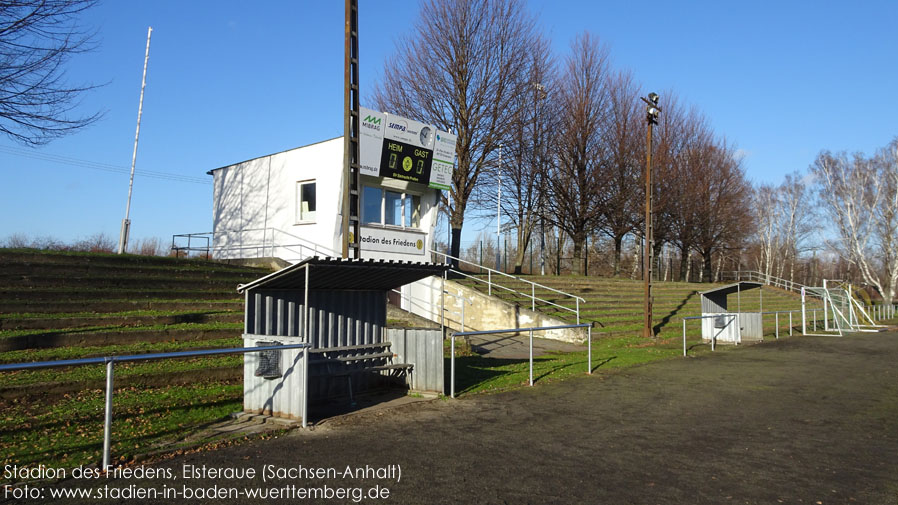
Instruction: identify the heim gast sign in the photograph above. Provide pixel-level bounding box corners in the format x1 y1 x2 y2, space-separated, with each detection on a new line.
359 107 456 190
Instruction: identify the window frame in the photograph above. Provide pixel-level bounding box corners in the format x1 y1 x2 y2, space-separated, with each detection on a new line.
295 179 317 224
361 185 422 230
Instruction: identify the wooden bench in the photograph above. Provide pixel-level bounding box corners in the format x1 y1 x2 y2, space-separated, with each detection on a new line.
308 342 413 405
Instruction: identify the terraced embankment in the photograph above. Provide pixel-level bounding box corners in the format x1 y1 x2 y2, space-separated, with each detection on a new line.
0 250 270 467
460 274 821 339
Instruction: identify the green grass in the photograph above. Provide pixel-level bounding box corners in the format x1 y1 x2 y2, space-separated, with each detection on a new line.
0 355 240 387
0 321 242 340
447 334 714 396
0 337 242 364
0 383 242 470
0 309 237 320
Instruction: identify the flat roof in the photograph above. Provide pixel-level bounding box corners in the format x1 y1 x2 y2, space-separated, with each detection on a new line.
206 136 342 175
237 256 448 293
699 282 764 297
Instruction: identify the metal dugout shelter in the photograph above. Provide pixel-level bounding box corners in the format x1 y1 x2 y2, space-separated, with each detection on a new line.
238 256 447 423
699 282 764 345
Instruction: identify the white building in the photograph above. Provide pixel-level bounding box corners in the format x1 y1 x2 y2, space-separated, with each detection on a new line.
208 136 444 320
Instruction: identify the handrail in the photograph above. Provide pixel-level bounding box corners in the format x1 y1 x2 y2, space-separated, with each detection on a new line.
722 270 806 293
449 323 592 397
0 343 311 469
431 249 585 324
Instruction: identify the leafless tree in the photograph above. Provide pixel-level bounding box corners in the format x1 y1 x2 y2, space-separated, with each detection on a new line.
0 0 102 145
812 140 898 304
595 70 642 276
753 183 780 280
486 35 554 274
373 0 539 266
690 138 752 282
545 32 610 275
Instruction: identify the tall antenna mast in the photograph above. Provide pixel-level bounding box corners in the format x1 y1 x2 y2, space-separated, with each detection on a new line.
118 26 153 255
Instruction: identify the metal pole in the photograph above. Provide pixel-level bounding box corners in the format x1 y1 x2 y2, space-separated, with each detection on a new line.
587 325 592 373
341 0 360 259
775 312 779 339
789 312 793 336
532 284 535 311
450 334 456 398
302 265 310 428
118 26 153 255
528 329 533 386
496 144 502 271
642 109 654 338
102 359 115 469
682 319 687 357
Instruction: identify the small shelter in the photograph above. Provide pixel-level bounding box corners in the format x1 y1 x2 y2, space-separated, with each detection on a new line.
699 282 764 345
239 256 447 424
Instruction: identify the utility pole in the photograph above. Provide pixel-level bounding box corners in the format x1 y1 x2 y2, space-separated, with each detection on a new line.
117 27 152 255
533 82 547 276
641 92 661 338
341 0 360 259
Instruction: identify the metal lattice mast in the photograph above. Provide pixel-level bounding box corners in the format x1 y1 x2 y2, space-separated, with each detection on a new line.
341 0 360 259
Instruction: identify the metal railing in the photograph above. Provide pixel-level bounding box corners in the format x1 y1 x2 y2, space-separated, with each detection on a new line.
171 228 339 262
721 270 806 293
448 323 592 398
0 343 310 469
432 250 585 324
681 314 737 355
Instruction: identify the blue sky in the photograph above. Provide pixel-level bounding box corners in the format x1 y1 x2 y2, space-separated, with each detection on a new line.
0 0 895 246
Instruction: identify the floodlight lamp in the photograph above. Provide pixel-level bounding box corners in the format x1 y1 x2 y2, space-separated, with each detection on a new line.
648 107 660 118
648 92 659 105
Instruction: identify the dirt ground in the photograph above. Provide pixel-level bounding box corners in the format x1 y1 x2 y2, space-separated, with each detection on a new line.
22 331 898 504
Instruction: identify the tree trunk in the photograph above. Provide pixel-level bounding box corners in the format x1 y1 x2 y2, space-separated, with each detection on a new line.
613 235 624 277
513 227 532 275
571 235 585 276
702 249 714 283
679 246 690 281
450 227 462 270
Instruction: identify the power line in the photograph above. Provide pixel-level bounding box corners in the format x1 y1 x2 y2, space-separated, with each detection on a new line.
0 145 211 185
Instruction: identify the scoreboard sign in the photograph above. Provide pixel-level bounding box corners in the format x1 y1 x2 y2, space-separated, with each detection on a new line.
359 107 455 190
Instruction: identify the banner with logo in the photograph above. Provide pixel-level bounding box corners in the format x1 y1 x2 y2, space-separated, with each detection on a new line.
359 107 456 189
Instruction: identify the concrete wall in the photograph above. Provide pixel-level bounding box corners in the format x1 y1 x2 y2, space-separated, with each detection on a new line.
441 279 586 344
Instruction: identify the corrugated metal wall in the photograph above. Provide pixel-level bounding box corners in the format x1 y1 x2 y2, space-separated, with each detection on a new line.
737 312 763 339
388 328 444 394
245 289 387 347
243 335 306 419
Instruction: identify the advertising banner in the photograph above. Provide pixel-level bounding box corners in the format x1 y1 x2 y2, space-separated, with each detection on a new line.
359 107 456 189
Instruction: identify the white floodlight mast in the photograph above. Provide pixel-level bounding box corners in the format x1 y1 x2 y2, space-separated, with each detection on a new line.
118 26 153 255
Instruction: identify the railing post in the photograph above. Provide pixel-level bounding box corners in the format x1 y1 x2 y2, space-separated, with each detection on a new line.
682 319 687 357
587 325 592 374
532 283 535 311
450 334 456 399
102 358 114 469
528 329 534 386
775 313 779 339
487 271 492 296
789 312 793 336
576 298 580 325
813 309 816 332
302 346 309 428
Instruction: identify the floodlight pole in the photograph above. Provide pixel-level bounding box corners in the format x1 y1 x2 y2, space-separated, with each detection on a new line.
641 94 661 338
117 27 152 255
341 0 360 259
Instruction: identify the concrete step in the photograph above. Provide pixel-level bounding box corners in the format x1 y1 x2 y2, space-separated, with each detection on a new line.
0 288 241 302
0 299 242 314
0 326 242 352
0 311 242 330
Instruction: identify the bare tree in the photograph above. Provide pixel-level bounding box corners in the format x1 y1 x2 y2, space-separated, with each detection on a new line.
373 0 539 266
0 0 101 145
546 32 610 275
487 35 554 274
813 140 898 304
595 70 641 276
753 183 781 281
690 139 752 282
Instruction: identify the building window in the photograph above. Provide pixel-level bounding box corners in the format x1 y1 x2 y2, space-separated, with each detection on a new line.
361 186 422 228
296 181 316 223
